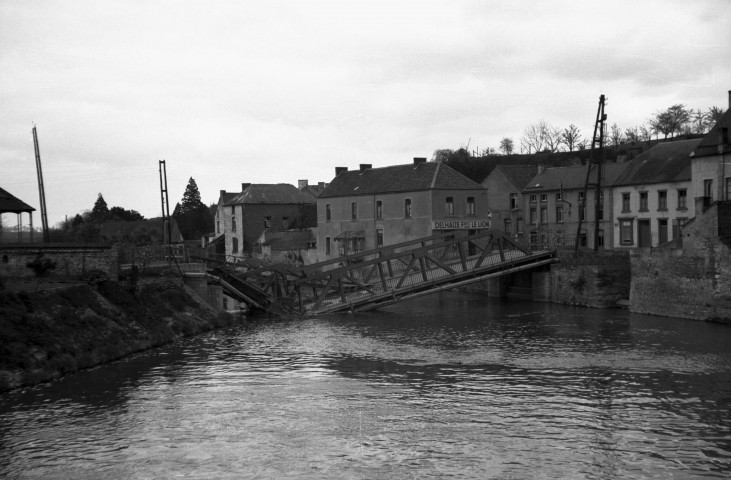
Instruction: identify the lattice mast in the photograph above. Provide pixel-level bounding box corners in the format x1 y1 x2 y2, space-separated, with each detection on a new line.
574 95 607 252
158 160 172 245
32 125 50 242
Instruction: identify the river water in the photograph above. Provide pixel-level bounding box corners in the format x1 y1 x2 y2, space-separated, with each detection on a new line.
1 292 730 479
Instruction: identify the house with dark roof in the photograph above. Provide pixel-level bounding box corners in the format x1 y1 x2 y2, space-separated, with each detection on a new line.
316 158 488 259
522 162 629 250
481 165 540 242
690 91 731 213
612 138 701 248
298 180 329 199
214 183 316 259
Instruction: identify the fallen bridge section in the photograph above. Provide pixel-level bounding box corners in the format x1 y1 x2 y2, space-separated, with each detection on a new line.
211 230 557 316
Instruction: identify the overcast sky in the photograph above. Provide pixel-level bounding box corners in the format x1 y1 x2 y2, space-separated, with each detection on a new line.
1 0 730 228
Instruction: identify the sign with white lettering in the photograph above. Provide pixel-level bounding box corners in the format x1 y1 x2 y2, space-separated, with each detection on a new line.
432 219 492 230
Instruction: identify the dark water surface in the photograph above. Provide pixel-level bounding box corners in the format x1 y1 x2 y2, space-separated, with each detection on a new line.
1 292 731 479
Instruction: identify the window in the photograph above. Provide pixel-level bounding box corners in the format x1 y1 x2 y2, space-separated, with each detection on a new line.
404 198 412 218
579 191 586 220
597 229 604 247
232 237 238 253
326 204 331 222
673 217 687 239
504 219 512 234
376 200 383 219
620 219 634 245
639 191 648 212
445 197 454 216
622 193 631 213
704 179 713 199
540 194 547 203
466 197 476 215
351 202 358 220
556 206 563 223
598 191 604 220
530 207 537 224
282 216 288 228
216 219 220 234
529 194 537 204
658 218 668 244
579 231 587 247
556 192 562 201
264 216 271 228
510 193 518 210
540 206 548 224
677 189 687 210
516 218 524 234
658 190 667 211
232 215 237 232
325 236 331 255
376 229 384 248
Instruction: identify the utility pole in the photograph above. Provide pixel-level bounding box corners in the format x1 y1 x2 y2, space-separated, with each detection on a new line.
158 160 172 247
32 125 50 242
575 95 607 252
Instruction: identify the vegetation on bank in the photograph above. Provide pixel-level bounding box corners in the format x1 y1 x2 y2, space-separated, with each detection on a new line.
0 282 237 392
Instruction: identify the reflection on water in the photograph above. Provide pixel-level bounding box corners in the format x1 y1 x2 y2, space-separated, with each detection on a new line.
1 292 730 479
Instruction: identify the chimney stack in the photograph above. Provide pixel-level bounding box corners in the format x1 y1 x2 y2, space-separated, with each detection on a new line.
359 163 372 172
335 167 348 176
298 179 308 189
220 190 226 197
413 157 427 165
537 164 546 174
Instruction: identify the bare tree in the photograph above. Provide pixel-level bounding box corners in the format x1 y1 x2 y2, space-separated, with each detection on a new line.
624 126 639 144
649 104 691 139
560 124 582 152
707 106 725 129
499 137 514 155
608 123 624 146
639 124 653 142
544 124 563 152
520 121 562 153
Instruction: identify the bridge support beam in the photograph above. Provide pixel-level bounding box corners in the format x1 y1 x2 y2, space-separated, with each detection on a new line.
532 271 552 302
487 277 507 298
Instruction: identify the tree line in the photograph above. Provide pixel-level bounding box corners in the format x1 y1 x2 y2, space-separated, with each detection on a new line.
435 102 725 159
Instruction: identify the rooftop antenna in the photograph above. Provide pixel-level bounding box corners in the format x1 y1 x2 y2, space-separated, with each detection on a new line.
32 124 50 242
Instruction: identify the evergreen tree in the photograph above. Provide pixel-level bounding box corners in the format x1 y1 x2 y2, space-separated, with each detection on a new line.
174 178 213 240
180 177 204 214
91 193 110 221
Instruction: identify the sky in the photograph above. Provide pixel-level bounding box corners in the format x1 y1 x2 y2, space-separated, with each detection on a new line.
1 0 730 228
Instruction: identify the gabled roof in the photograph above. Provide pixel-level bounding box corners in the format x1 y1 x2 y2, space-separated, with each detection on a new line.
523 162 629 192
226 184 315 205
691 108 731 158
0 186 35 213
319 162 484 198
613 138 701 186
300 184 327 199
486 165 540 190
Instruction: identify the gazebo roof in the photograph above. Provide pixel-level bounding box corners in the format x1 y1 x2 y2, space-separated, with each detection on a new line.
0 186 35 214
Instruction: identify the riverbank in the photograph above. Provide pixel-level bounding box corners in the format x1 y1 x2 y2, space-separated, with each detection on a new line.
0 281 243 392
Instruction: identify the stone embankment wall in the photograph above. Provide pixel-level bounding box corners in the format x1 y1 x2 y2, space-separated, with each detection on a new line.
0 281 238 392
0 244 118 281
549 251 631 308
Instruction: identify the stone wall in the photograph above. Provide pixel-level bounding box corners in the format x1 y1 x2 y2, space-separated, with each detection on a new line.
0 244 119 282
549 251 631 308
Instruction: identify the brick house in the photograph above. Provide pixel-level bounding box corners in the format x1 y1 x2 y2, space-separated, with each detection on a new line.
316 158 488 259
522 163 628 250
690 90 731 214
214 183 316 260
481 165 539 243
612 138 701 249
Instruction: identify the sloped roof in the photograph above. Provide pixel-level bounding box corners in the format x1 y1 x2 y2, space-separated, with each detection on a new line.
300 184 327 199
226 184 315 205
613 138 701 186
691 108 731 158
523 162 629 192
488 165 540 190
0 186 35 213
319 162 485 198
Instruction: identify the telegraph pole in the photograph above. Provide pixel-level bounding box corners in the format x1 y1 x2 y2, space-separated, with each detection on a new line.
575 95 607 252
158 160 172 246
32 125 50 242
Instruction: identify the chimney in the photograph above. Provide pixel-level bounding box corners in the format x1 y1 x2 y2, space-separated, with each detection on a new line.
728 89 731 109
335 167 348 176
298 179 308 189
359 163 372 172
220 190 226 197
537 164 545 174
413 157 427 165
241 183 251 191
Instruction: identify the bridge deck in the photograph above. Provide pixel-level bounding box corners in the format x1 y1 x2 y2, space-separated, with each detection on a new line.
209 230 557 316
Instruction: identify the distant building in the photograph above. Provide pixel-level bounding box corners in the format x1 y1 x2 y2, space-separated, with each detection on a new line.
612 138 701 248
316 158 488 260
0 186 36 243
522 162 628 249
690 90 731 214
481 165 540 243
298 180 329 199
214 183 316 260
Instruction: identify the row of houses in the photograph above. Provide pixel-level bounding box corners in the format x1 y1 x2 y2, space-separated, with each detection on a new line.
212 91 731 264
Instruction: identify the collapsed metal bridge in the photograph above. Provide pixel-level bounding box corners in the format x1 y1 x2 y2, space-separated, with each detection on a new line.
207 230 557 317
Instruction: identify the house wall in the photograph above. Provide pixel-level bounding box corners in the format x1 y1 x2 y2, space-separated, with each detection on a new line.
612 181 692 249
316 188 489 260
692 154 731 211
523 188 615 249
482 169 525 242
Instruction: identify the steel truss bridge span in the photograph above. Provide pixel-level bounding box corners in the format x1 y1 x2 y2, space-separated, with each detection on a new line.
210 230 557 316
